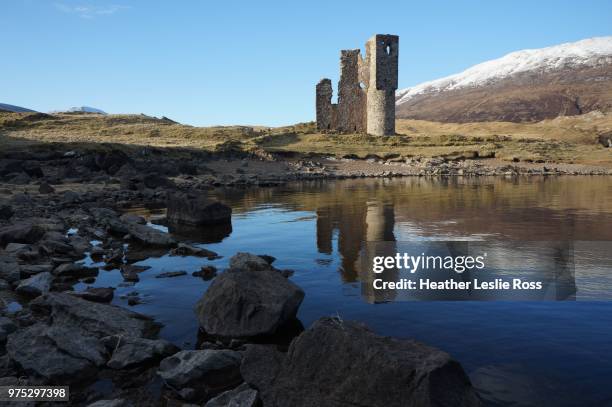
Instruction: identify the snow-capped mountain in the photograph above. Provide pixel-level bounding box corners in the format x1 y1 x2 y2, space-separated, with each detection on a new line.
0 103 37 113
396 37 612 122
63 106 107 114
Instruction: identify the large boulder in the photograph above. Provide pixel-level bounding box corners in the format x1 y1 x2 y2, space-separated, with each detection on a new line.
167 192 231 226
246 317 481 407
195 265 304 338
157 349 242 401
6 323 107 383
30 293 159 339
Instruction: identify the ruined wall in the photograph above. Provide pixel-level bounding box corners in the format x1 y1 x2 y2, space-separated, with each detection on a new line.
366 34 399 136
337 50 366 133
316 34 398 136
316 79 334 130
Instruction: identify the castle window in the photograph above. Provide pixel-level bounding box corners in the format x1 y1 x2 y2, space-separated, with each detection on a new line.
385 45 391 55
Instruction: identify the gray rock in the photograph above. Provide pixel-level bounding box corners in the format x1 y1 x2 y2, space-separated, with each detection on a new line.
204 383 259 407
127 223 176 247
167 192 231 226
38 182 55 194
0 316 17 343
53 262 98 278
73 287 115 303
250 317 481 407
155 271 187 278
30 293 159 339
9 172 31 185
19 264 54 277
240 345 284 391
103 336 179 369
0 260 20 283
6 323 107 383
229 252 273 271
195 267 304 338
87 400 133 407
0 223 45 247
16 272 53 297
119 213 146 225
170 243 218 259
0 204 14 220
158 349 242 401
62 190 81 204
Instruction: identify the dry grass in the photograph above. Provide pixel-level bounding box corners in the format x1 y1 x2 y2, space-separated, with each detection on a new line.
1 111 610 166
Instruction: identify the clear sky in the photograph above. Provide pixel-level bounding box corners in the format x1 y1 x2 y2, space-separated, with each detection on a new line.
2 0 611 126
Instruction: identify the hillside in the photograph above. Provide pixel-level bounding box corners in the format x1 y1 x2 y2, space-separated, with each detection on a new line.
1 111 610 167
396 37 612 122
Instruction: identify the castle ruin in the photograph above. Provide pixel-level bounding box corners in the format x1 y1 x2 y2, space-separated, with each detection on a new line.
316 34 398 136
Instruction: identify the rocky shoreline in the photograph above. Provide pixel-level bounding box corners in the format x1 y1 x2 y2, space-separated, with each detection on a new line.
1 144 609 405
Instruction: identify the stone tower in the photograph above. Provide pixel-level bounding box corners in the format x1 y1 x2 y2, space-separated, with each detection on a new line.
365 34 398 136
315 34 398 136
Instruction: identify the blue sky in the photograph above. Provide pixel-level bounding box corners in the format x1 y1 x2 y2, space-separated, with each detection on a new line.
2 0 611 126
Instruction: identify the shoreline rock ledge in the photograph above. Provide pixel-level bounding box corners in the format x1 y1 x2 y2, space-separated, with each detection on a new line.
195 253 304 339
241 317 482 407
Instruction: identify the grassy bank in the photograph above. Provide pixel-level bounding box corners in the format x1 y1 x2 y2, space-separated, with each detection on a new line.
1 111 610 166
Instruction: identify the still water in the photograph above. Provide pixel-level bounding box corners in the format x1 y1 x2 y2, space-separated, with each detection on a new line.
82 176 612 406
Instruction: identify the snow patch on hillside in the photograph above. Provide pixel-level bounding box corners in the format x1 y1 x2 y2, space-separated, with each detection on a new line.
396 37 612 105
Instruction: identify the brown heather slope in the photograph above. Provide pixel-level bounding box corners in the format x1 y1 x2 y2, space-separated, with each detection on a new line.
396 65 612 123
0 111 611 167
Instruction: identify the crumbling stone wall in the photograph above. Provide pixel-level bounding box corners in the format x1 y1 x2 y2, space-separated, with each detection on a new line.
315 34 398 136
337 50 366 133
316 79 335 130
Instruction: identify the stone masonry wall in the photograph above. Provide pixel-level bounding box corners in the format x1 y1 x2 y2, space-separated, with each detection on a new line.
337 50 366 133
316 34 398 136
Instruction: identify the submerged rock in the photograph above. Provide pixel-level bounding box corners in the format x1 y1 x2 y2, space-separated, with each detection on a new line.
155 271 187 278
193 265 217 280
72 287 115 303
195 263 304 338
170 243 218 259
167 192 231 226
247 317 481 407
158 349 242 401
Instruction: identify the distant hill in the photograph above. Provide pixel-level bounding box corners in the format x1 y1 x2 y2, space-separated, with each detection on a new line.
396 37 612 123
58 106 108 114
0 103 37 113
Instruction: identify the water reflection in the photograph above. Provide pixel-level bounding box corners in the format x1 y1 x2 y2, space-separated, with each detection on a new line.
105 176 612 406
202 177 612 301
